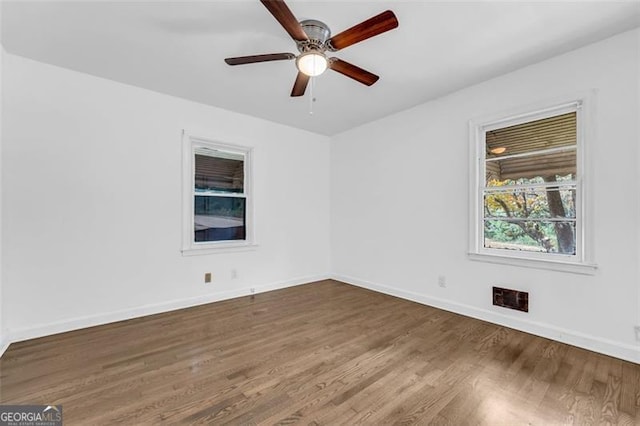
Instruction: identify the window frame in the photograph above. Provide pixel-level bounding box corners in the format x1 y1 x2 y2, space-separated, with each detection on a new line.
181 131 256 255
468 94 597 274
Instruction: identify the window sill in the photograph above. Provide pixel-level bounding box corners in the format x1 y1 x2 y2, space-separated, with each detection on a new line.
182 242 259 256
468 252 597 275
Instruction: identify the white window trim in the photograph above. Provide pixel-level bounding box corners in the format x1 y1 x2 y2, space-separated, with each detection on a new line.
468 92 597 275
181 131 257 256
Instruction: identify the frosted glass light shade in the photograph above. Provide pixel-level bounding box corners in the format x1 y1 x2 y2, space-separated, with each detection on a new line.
296 52 328 77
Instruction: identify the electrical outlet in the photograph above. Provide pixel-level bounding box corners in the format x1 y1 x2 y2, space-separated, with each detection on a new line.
438 275 446 288
635 326 640 342
204 272 212 283
231 269 238 280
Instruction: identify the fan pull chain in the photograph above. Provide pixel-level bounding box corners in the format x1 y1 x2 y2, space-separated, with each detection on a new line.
309 77 315 115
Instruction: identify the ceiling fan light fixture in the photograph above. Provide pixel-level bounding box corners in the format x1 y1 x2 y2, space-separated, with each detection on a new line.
224 2 398 97
296 51 328 77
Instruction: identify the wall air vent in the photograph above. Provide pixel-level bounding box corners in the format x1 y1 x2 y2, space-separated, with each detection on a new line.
493 286 528 312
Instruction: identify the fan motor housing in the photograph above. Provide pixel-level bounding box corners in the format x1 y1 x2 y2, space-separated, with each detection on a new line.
298 19 331 51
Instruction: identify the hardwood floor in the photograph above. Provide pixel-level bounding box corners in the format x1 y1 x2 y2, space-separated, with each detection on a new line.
1 280 638 425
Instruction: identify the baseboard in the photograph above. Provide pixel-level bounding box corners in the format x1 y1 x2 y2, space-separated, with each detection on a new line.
5 273 637 364
332 274 640 364
4 274 330 350
0 335 9 359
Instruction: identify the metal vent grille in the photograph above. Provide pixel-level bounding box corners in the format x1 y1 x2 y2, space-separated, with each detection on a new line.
493 286 529 312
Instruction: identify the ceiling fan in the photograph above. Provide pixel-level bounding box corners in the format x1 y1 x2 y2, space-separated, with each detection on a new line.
224 0 399 97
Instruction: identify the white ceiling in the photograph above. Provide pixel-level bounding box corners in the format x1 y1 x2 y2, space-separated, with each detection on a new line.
2 1 639 136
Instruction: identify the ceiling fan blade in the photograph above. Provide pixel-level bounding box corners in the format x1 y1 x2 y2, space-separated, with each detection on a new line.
329 59 379 86
327 10 398 51
260 0 308 42
224 53 295 66
291 72 310 97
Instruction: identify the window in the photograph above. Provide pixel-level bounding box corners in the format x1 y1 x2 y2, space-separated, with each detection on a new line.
469 98 596 273
182 133 254 254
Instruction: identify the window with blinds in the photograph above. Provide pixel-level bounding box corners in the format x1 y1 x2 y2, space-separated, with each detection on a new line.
469 100 590 269
182 134 253 253
194 147 247 243
483 111 577 255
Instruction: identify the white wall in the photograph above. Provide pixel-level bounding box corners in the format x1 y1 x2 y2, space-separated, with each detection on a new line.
2 54 331 341
0 3 5 354
331 29 640 362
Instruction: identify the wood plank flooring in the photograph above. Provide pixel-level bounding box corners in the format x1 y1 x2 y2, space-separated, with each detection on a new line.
1 280 638 425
